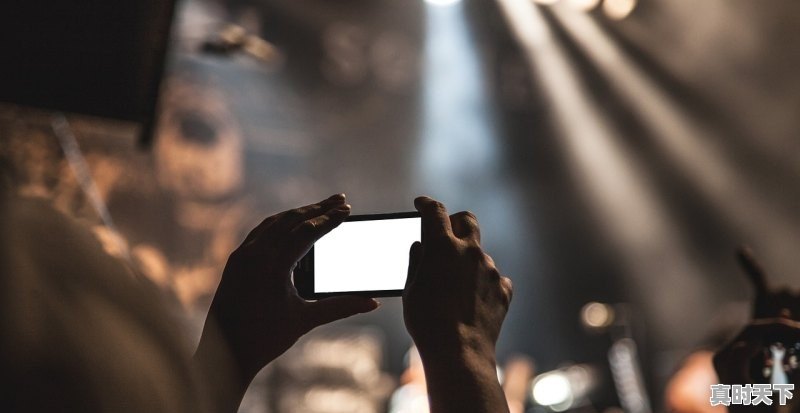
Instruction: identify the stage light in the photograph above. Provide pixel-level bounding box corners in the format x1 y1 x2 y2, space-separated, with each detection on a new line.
549 4 800 288
532 365 598 411
423 0 462 7
498 0 715 349
581 302 614 328
418 0 500 197
532 371 573 408
568 0 601 11
602 0 637 20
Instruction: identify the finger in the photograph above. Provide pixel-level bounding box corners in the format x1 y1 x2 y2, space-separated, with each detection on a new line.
450 211 480 243
414 196 452 241
404 241 423 290
302 296 380 330
243 194 346 246
736 246 769 296
285 204 351 262
272 194 348 234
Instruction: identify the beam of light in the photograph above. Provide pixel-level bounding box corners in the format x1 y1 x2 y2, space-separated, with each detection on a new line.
416 0 528 352
418 2 497 192
416 1 523 224
495 0 713 348
549 6 800 285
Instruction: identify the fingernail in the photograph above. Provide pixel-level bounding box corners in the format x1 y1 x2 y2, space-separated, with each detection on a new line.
327 193 346 201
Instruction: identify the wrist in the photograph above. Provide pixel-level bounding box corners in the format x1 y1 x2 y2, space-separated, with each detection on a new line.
415 325 497 364
415 329 498 381
194 317 256 412
419 344 497 375
415 333 508 413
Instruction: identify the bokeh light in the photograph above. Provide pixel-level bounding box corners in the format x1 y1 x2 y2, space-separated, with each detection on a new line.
581 302 615 328
602 0 637 20
532 371 573 408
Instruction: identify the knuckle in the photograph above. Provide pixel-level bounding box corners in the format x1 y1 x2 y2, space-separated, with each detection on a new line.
277 211 301 227
465 243 483 256
464 244 485 262
453 211 478 228
500 276 513 304
430 200 446 214
288 204 319 220
483 253 496 267
285 207 307 219
457 210 478 222
296 219 318 234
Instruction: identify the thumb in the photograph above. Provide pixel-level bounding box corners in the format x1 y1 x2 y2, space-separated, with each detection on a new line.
404 241 423 290
302 296 380 330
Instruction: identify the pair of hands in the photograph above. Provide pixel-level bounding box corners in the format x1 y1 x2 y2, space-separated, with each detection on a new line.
195 194 512 411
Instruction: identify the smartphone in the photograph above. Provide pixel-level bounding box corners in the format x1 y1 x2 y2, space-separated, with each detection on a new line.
294 211 421 299
743 322 800 385
751 340 800 385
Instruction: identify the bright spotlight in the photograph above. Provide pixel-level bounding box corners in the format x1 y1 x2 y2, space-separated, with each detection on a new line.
581 302 614 328
568 0 601 11
532 365 599 411
532 372 573 408
602 0 637 20
424 0 462 6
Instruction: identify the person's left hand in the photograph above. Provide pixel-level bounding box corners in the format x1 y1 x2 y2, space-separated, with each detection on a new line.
197 194 379 387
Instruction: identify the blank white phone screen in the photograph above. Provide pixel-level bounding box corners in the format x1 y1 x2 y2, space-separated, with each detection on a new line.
314 217 420 293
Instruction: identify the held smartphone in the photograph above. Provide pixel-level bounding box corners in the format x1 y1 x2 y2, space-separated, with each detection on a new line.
747 323 800 385
751 339 800 385
294 212 421 299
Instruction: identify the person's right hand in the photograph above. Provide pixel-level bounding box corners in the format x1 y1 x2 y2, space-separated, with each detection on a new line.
403 196 513 366
402 196 513 413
